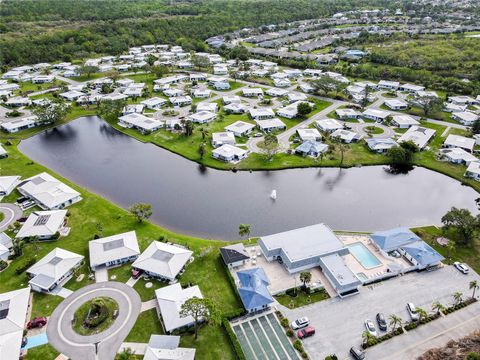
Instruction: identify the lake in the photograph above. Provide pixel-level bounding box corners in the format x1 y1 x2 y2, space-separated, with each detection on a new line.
18 116 479 240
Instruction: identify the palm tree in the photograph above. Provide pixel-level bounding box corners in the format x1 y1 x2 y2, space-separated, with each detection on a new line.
432 301 446 315
299 271 312 288
362 330 374 345
469 280 479 299
416 307 428 321
444 240 455 261
199 127 209 141
389 314 402 332
238 224 251 239
30 235 40 253
117 348 135 360
453 292 463 305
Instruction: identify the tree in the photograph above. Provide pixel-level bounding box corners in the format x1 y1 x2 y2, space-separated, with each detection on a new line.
361 85 370 108
198 143 206 159
469 280 479 299
441 207 479 246
117 348 135 360
191 54 210 71
444 239 456 260
199 127 209 140
238 224 251 239
146 54 157 66
388 314 402 332
413 96 443 116
432 301 445 315
151 65 169 79
362 330 374 345
453 291 463 305
386 146 410 166
128 203 153 223
180 297 220 340
33 100 70 125
299 271 312 287
183 120 194 137
415 307 428 321
263 133 279 161
97 99 127 122
78 65 99 79
472 119 480 135
312 76 342 96
297 102 312 117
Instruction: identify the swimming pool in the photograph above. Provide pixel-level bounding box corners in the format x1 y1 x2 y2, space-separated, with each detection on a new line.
348 242 382 269
21 333 48 350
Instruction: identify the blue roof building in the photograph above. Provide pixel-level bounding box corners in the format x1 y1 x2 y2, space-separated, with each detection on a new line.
237 268 274 313
295 141 328 158
402 241 444 270
371 227 421 253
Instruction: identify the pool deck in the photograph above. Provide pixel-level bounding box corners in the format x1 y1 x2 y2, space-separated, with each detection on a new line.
338 234 412 281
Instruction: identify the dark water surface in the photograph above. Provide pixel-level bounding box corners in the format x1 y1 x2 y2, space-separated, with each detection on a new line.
18 116 479 240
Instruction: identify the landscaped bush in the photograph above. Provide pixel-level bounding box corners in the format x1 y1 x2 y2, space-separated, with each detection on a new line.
222 319 247 360
362 328 404 349
15 258 36 275
285 287 298 297
83 298 109 328
444 298 476 314
293 339 304 352
275 310 284 320
286 329 294 337
281 317 290 328
301 351 308 359
0 260 8 271
325 355 338 360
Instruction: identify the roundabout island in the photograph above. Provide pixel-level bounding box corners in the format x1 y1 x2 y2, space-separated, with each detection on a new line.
47 282 141 360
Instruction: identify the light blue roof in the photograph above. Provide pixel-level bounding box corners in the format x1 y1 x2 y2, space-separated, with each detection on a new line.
371 227 420 252
237 268 274 311
346 50 366 56
402 241 444 267
296 141 328 154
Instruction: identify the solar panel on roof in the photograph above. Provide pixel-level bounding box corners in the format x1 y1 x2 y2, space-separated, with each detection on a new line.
30 177 46 185
103 239 124 251
49 256 62 265
152 250 174 262
0 300 10 320
34 214 51 226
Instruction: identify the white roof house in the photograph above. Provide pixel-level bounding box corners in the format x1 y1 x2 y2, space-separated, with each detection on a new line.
378 80 399 90
242 88 264 97
452 111 478 126
118 113 163 133
123 104 145 115
5 96 31 107
144 335 195 360
336 108 361 120
192 89 212 98
212 144 249 163
443 134 475 152
391 114 419 128
384 99 408 110
59 90 85 101
222 95 241 105
440 148 479 165
212 132 236 147
287 92 308 103
397 126 435 150
465 162 480 181
249 108 275 120
225 121 255 137
224 103 248 114
449 95 477 106
362 108 390 122
18 172 82 210
132 242 193 281
266 88 288 97
188 111 216 124
16 210 67 239
169 96 192 107
196 102 218 113
331 129 362 143
255 118 286 132
155 283 203 333
0 287 30 360
444 102 467 113
315 118 343 132
366 138 398 153
27 247 84 292
89 231 140 270
0 176 20 196
1 116 38 134
297 128 321 142
141 97 167 110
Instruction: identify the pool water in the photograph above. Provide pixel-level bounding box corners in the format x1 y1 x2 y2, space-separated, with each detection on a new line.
356 272 369 281
22 333 48 350
348 242 382 269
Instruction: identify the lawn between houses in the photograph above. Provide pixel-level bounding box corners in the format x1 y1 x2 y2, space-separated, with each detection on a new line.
0 143 242 360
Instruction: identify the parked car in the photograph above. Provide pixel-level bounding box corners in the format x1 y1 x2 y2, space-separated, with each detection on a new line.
290 317 309 330
454 262 469 274
350 346 366 360
406 303 419 321
297 326 315 339
27 317 47 329
112 309 119 319
376 313 387 331
132 269 142 279
364 319 377 337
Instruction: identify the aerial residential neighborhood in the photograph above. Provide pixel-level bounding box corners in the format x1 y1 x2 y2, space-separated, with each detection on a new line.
0 0 480 360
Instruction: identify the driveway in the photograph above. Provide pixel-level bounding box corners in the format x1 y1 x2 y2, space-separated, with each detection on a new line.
47 282 141 360
0 203 23 231
281 266 480 360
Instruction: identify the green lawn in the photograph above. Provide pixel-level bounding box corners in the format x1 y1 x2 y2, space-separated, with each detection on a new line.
73 297 119 336
24 344 59 360
31 292 64 318
275 288 330 308
125 308 164 342
133 278 167 301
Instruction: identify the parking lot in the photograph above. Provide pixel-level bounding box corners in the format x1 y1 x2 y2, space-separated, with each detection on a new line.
282 265 480 360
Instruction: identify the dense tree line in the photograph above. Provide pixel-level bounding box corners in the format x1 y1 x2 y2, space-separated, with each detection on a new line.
0 0 390 67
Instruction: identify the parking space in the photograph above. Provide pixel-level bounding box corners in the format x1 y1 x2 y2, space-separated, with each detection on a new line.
282 266 480 360
231 312 300 360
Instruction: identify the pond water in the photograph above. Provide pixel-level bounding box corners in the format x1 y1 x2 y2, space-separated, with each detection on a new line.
18 116 478 240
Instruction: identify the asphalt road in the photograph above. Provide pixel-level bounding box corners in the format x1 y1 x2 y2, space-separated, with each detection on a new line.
0 203 22 231
47 281 141 360
282 266 480 360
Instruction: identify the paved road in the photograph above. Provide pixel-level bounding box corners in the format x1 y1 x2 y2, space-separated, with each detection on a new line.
0 203 22 231
349 122 395 139
47 282 141 360
282 266 480 360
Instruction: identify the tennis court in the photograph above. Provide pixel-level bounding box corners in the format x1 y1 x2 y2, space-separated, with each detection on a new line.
231 312 301 360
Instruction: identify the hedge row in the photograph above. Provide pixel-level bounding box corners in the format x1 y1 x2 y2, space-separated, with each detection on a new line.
404 313 441 331
222 319 247 360
362 328 404 349
444 298 477 315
